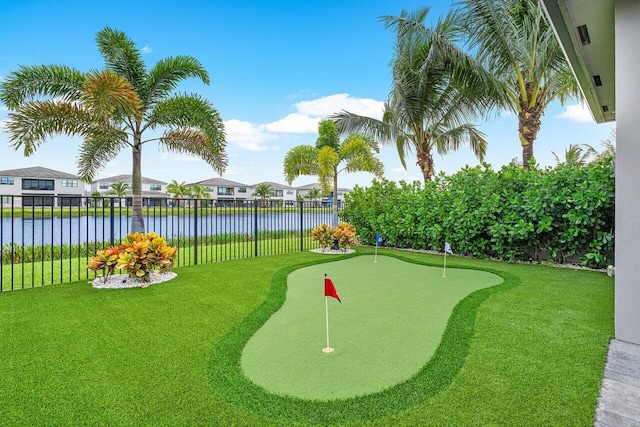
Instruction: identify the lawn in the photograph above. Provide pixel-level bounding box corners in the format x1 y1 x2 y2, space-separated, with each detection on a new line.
0 247 613 426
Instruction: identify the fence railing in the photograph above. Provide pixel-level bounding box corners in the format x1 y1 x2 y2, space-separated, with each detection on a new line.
1 196 341 291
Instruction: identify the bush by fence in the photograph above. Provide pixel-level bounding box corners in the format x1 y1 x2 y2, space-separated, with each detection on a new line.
341 160 615 268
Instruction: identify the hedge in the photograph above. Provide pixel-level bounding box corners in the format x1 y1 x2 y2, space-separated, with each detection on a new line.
341 159 615 268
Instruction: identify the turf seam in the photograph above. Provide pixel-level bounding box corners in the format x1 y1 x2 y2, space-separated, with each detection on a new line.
207 250 521 424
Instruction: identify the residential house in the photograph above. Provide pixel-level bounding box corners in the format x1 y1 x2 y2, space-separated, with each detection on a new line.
296 182 351 206
0 166 85 207
91 175 168 207
251 181 297 206
189 177 250 206
541 0 639 345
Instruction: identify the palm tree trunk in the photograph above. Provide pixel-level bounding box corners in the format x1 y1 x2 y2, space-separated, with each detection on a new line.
131 133 145 233
518 82 543 170
416 150 435 182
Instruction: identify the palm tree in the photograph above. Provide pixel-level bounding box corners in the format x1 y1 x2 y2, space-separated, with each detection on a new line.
190 183 211 207
0 26 226 232
284 120 384 225
108 181 130 206
331 8 494 182
166 180 192 207
552 144 594 167
252 183 273 207
459 0 580 168
305 187 323 207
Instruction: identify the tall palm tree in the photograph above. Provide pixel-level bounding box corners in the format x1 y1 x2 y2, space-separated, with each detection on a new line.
460 0 580 168
0 26 226 232
252 183 273 208
331 8 496 182
284 120 384 225
108 181 130 206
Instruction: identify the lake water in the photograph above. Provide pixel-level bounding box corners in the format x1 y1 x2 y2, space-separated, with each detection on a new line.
1 211 334 246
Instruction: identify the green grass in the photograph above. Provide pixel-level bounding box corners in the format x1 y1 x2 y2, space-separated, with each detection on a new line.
1 235 320 290
240 256 503 400
0 248 613 426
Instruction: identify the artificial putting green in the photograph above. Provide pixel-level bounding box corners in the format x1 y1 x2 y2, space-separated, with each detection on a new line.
240 255 502 400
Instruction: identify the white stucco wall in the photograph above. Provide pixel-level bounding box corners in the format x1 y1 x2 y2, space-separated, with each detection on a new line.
615 0 640 345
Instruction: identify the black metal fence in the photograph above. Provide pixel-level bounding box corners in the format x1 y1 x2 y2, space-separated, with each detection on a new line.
0 196 341 291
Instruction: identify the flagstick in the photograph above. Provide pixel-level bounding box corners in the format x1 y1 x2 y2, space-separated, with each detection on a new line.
442 251 447 278
374 241 378 263
323 296 334 353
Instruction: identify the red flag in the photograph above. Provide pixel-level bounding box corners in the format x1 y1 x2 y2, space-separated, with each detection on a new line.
324 277 341 302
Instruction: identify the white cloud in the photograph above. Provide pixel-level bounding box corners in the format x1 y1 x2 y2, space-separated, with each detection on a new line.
265 113 320 133
224 93 385 152
224 119 277 151
555 103 594 123
141 45 152 54
294 93 385 120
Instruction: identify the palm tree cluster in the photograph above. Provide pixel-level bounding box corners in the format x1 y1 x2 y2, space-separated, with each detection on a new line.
330 0 579 180
0 27 226 232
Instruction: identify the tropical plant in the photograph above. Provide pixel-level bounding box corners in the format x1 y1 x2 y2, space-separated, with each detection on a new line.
166 180 192 207
331 8 496 182
86 245 122 283
552 144 595 167
0 26 227 233
311 222 358 251
252 183 273 207
459 0 581 168
115 232 177 282
108 181 130 206
284 120 384 225
591 128 616 165
305 187 323 206
190 183 212 207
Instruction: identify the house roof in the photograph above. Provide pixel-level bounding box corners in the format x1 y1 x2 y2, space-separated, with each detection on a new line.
93 175 167 185
252 181 295 190
0 166 79 179
541 0 615 123
190 177 248 187
296 182 352 192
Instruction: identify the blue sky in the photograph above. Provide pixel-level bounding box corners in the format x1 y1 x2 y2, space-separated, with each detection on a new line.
0 0 615 189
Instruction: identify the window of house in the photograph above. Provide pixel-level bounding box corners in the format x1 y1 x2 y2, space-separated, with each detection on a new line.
150 184 161 191
22 179 54 191
22 196 54 207
273 190 283 197
238 187 247 193
0 177 14 185
61 179 78 187
217 187 234 196
1 196 12 204
99 183 109 190
286 190 294 195
204 186 213 192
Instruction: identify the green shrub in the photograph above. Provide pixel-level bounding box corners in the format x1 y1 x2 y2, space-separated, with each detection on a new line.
341 160 615 268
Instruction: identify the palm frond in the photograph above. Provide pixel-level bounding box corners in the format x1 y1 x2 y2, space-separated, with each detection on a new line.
77 127 130 183
433 124 487 161
5 100 94 156
283 145 319 184
0 65 84 109
143 56 210 108
149 93 227 174
82 70 142 122
160 127 227 174
96 26 146 91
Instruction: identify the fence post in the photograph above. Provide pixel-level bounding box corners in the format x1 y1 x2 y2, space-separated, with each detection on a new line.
109 197 115 246
299 200 304 251
254 201 258 257
193 199 199 265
